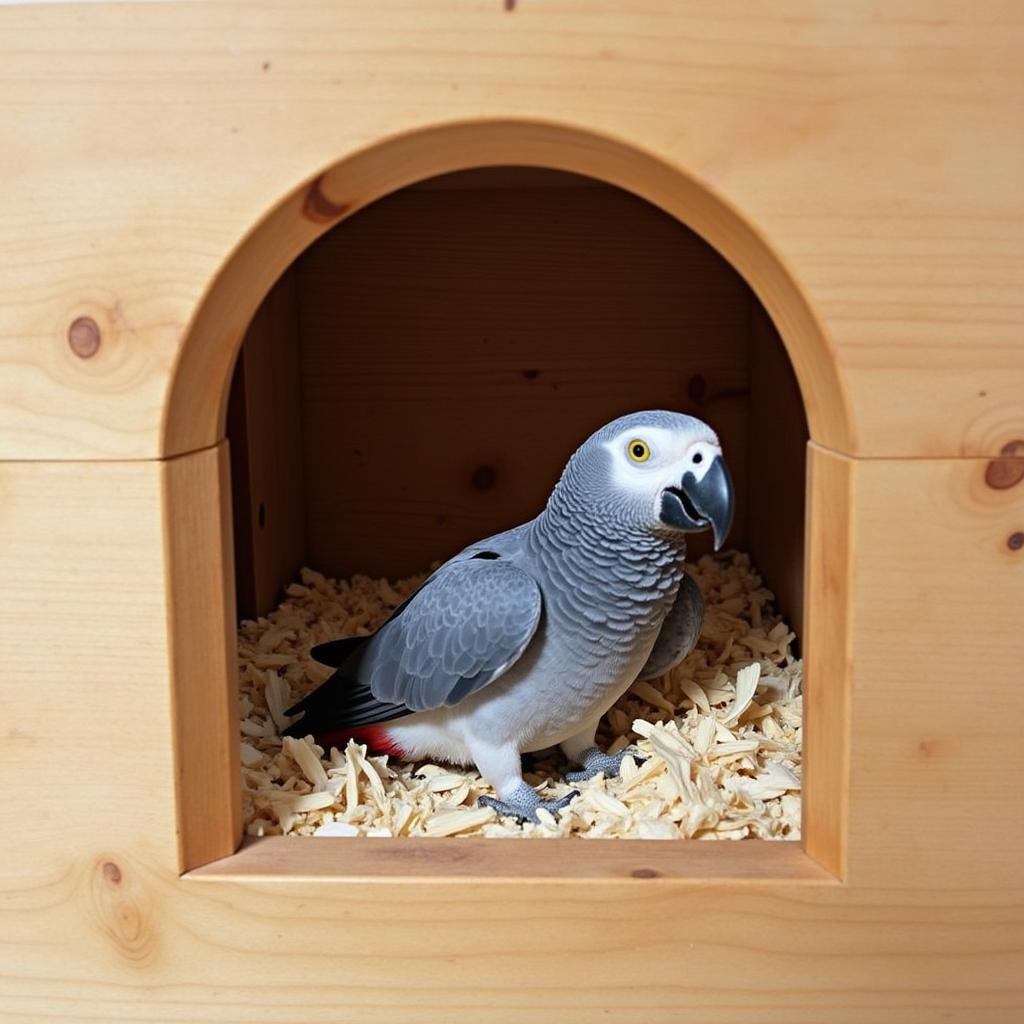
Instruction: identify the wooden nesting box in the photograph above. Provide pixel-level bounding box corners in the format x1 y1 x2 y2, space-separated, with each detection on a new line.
1 3 1022 1021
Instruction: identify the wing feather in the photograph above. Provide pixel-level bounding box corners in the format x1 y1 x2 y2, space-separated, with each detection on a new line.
637 571 704 681
360 558 542 712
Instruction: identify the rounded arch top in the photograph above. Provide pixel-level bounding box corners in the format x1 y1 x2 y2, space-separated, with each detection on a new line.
164 118 853 456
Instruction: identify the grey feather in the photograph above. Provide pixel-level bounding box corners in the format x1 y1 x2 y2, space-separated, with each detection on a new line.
636 571 704 680
359 557 543 712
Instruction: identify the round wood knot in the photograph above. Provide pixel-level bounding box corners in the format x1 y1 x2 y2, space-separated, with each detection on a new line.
985 441 1024 490
472 465 497 491
67 316 101 359
90 857 158 965
1008 532 1024 552
631 867 661 879
302 174 351 224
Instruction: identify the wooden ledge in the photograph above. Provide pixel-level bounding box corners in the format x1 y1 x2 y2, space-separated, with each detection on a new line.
184 836 835 885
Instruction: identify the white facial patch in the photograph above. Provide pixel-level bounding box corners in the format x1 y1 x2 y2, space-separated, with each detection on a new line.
601 423 721 509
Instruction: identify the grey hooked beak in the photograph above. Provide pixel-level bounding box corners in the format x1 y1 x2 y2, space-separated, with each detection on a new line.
659 455 735 550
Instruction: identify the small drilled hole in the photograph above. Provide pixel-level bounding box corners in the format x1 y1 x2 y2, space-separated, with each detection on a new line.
472 465 497 491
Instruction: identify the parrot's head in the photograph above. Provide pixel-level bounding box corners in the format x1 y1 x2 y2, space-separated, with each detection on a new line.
558 410 735 550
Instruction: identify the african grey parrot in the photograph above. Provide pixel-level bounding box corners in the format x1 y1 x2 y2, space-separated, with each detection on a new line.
283 410 734 822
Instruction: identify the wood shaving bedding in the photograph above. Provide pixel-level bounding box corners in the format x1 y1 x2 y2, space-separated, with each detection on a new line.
238 550 802 841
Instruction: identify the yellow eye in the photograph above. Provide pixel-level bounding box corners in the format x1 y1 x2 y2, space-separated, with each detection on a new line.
627 439 651 463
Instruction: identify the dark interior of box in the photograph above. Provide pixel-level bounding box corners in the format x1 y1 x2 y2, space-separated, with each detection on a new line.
227 167 808 636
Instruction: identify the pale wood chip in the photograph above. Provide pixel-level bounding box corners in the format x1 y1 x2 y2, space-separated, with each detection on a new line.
314 821 360 837
239 741 265 767
424 807 496 837
629 679 676 713
586 789 630 817
282 735 330 790
721 663 761 725
264 672 292 732
428 772 470 792
678 677 711 714
693 715 717 757
272 790 335 814
637 820 679 840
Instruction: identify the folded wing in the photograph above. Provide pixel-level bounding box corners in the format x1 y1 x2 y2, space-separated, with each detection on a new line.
361 557 543 711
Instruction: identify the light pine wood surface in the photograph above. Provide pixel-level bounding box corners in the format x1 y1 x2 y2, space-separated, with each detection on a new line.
2 452 1022 1021
0 2 1021 460
803 444 855 879
163 443 241 871
2 3 1024 1020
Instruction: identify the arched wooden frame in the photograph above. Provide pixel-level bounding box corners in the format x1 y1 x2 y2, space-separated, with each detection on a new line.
166 119 851 879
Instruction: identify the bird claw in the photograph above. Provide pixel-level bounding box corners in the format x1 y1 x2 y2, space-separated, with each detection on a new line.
564 746 644 783
478 787 579 824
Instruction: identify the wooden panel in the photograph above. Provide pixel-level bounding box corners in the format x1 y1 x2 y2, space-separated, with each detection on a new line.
2 2 1023 460
843 453 1024 890
802 445 854 878
193 834 826 882
225 346 257 616
747 302 808 633
0 3 1023 1020
0 460 180 884
2 454 1024 1020
163 443 241 870
297 182 751 577
226 270 307 618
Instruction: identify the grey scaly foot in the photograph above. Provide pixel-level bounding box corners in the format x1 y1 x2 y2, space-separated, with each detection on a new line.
478 781 579 824
564 745 643 783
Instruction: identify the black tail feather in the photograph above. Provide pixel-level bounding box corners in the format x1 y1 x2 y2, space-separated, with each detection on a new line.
286 600 419 740
282 668 411 740
309 635 371 668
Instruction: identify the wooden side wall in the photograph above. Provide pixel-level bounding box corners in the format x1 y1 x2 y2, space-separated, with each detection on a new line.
227 271 307 619
748 303 809 634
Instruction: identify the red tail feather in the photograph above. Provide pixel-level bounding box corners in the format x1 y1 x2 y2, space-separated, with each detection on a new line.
316 725 405 759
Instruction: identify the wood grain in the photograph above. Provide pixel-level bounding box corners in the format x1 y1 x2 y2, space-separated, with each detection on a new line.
296 179 751 579
191 834 826 882
747 302 808 635
843 454 1024 892
8 1 1024 456
2 2 1018 460
2 3 1024 1019
163 443 242 871
226 269 307 619
2 454 1024 1020
803 444 854 879
0 460 180 882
